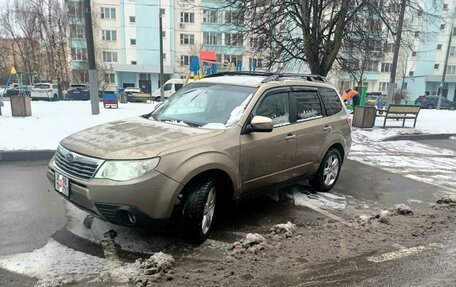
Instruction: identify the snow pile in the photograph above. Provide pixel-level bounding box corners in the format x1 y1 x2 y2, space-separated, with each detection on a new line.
376 210 391 223
293 190 347 210
436 195 456 204
133 252 175 285
269 221 297 239
226 233 267 259
0 239 137 286
394 204 414 216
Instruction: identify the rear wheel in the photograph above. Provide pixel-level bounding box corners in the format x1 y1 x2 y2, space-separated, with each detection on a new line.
310 149 342 192
52 94 58 101
182 179 217 243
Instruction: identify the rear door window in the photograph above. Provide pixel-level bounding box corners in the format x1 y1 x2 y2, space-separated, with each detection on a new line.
318 87 343 116
175 84 183 91
293 91 323 122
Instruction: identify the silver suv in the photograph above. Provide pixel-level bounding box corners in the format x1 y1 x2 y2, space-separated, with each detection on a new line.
47 72 352 242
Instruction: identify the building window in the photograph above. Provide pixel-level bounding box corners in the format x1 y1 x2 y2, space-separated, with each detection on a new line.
203 9 220 23
225 10 244 25
162 31 166 38
225 33 243 46
102 30 117 41
450 46 456 56
443 3 448 10
434 64 440 69
203 32 222 45
440 24 445 30
447 65 456 75
129 16 135 23
437 44 442 50
102 51 118 63
409 71 414 77
180 55 191 65
104 73 115 84
180 12 194 23
411 51 417 57
403 82 408 89
69 25 85 38
414 31 420 38
160 8 165 15
378 82 388 92
180 34 195 45
131 61 137 65
139 73 151 80
130 39 136 46
71 48 87 61
163 53 166 60
68 1 83 16
101 7 116 19
381 63 392 73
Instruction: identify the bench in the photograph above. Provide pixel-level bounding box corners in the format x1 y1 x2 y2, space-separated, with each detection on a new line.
382 105 420 128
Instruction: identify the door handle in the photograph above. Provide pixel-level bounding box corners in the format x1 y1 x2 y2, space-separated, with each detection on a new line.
323 125 332 131
285 134 296 141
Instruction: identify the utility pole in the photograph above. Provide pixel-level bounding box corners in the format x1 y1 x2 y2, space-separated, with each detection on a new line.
83 0 100 115
437 7 455 109
159 2 165 102
387 0 407 107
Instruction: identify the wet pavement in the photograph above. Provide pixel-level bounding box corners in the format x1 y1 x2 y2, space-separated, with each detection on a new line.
1 138 456 286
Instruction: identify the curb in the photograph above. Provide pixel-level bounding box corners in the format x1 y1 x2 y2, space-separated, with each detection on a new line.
0 150 55 161
385 133 456 141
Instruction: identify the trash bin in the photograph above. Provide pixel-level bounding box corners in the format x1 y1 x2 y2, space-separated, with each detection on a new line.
120 93 128 103
103 92 118 109
352 106 376 128
10 94 32 117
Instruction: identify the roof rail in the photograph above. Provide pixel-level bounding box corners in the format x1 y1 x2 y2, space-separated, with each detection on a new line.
203 71 329 83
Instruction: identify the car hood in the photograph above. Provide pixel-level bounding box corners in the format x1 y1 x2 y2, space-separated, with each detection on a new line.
60 117 223 160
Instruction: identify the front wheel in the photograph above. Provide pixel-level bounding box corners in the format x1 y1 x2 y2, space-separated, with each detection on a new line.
183 179 217 243
310 149 342 192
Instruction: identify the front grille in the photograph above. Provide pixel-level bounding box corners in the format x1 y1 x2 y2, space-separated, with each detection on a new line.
54 146 103 180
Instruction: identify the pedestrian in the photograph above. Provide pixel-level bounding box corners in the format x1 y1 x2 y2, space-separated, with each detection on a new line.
343 89 361 107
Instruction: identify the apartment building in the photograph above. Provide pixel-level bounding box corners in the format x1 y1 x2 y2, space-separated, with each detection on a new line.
403 1 456 101
336 0 456 102
66 0 174 91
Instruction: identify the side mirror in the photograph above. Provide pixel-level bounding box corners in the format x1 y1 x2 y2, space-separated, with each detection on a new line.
249 116 273 133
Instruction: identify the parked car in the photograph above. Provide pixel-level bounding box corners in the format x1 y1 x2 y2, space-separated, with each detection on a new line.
152 78 189 101
31 83 59 101
66 84 90 100
414 95 456 110
47 72 352 243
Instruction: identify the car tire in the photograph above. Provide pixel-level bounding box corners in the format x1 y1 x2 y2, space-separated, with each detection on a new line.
52 94 59 101
182 179 217 244
310 149 342 192
427 104 434 109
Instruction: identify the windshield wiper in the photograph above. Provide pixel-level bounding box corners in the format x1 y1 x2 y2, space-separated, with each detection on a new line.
182 121 201 127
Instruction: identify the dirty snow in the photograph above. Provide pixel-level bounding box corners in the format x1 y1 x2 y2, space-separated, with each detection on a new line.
0 238 137 286
0 101 158 151
293 190 347 211
269 221 297 239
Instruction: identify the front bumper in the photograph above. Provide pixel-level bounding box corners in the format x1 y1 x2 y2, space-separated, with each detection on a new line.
47 158 182 227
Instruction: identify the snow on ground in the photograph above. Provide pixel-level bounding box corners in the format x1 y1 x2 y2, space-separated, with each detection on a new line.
350 109 456 194
293 189 347 211
0 100 158 151
0 238 137 286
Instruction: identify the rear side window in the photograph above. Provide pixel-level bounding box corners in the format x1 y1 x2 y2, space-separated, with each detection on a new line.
293 91 323 122
175 84 183 91
318 88 342 116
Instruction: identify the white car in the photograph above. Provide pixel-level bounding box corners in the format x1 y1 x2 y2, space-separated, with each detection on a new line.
123 87 141 94
31 83 59 101
152 79 191 101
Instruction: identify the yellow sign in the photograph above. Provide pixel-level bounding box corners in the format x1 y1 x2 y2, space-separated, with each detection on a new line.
10 66 16 74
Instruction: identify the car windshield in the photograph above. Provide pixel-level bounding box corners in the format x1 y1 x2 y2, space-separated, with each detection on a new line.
34 84 50 89
151 83 256 128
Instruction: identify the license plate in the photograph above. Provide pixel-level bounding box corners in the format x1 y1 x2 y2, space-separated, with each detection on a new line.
54 172 69 197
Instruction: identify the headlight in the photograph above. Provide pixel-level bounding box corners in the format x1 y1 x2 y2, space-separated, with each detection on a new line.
95 158 160 181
